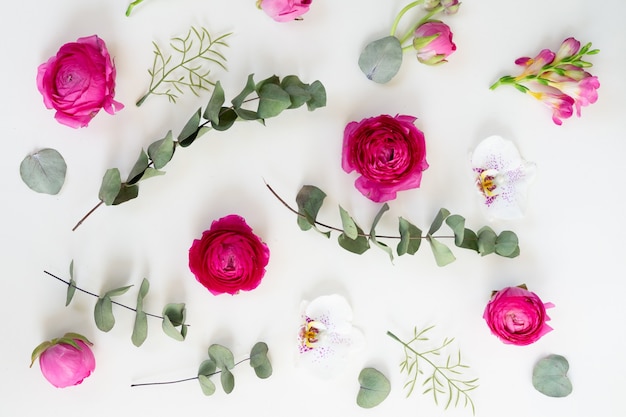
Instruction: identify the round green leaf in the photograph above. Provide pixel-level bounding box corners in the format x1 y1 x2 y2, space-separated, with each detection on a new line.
208 344 235 370
357 367 391 408
20 148 67 195
495 231 520 257
220 368 235 394
532 354 573 397
198 359 217 377
198 375 216 396
94 296 115 332
358 36 403 84
99 168 122 205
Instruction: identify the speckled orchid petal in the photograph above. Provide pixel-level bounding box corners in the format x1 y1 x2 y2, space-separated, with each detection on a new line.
297 294 364 378
471 135 536 220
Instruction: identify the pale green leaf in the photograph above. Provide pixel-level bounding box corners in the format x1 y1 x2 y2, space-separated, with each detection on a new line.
231 73 257 108
295 185 327 233
127 149 149 184
357 367 391 408
339 205 358 240
220 368 235 394
427 237 456 267
208 344 235 370
104 285 133 298
198 375 216 396
198 359 217 376
162 303 187 341
369 203 393 261
66 260 76 307
20 148 67 195
477 226 497 256
305 80 326 111
338 223 370 254
532 354 572 397
94 296 115 332
358 36 403 84
445 214 465 246
140 167 166 181
398 217 422 255
428 208 451 235
147 131 175 169
98 168 122 206
131 311 148 347
257 83 291 119
177 108 201 145
495 231 519 257
204 80 225 123
250 342 272 379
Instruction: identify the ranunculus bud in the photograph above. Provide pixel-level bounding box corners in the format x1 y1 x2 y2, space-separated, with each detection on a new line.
30 333 96 388
441 0 461 14
189 214 270 295
36 35 123 128
483 285 554 346
342 114 429 202
257 0 312 22
413 21 457 65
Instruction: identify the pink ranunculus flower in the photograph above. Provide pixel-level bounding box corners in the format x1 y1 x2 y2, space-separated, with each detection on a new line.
342 114 429 202
413 21 457 65
257 0 312 22
30 333 95 388
483 285 554 346
189 214 270 295
37 35 123 128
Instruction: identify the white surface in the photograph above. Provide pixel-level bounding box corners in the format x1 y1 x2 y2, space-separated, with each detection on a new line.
2 0 625 416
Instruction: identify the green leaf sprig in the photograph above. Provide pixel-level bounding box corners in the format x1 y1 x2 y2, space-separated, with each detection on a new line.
136 27 230 106
72 74 326 231
267 183 520 266
131 342 272 395
44 265 188 346
388 326 478 414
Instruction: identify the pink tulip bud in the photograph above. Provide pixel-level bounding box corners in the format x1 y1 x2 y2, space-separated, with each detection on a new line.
31 333 95 388
413 21 457 65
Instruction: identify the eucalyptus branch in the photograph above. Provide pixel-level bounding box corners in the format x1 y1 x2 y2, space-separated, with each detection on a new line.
71 74 326 231
387 328 478 414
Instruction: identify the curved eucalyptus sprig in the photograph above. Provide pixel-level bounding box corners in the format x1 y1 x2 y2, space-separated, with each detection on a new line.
266 183 520 267
44 262 188 346
131 342 272 396
136 27 230 106
72 74 326 231
388 326 478 414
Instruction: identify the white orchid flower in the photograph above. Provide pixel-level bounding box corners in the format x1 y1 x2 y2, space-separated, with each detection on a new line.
471 135 536 220
297 294 364 378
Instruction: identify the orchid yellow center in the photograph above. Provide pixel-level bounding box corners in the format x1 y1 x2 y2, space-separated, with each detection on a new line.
477 169 500 197
300 320 325 348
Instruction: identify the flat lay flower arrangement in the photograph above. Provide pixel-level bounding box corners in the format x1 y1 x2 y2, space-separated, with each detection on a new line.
6 0 626 416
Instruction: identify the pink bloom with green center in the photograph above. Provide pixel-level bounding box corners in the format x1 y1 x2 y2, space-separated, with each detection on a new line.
413 21 456 65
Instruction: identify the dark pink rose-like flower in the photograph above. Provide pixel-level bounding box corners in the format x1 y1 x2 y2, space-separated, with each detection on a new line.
342 114 429 202
37 35 123 128
483 286 554 346
189 214 270 295
31 334 96 388
413 21 457 65
258 0 312 22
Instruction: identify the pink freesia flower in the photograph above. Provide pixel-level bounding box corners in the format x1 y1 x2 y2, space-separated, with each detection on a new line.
413 21 457 65
31 333 95 388
257 0 312 22
37 35 123 128
547 73 600 117
483 286 554 346
514 49 555 78
528 89 576 125
189 214 270 295
342 114 429 202
554 37 581 62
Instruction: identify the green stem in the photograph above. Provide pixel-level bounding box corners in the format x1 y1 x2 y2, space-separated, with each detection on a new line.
125 0 145 16
130 358 250 387
399 6 444 46
390 1 425 37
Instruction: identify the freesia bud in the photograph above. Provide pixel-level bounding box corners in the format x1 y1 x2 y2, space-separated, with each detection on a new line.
441 0 461 14
30 333 95 388
413 21 457 65
423 0 441 10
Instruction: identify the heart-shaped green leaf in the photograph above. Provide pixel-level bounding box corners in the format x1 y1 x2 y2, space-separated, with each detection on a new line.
357 367 390 408
532 354 573 397
20 148 67 195
358 36 403 84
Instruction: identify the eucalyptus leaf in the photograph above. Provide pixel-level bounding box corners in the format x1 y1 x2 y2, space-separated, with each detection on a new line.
198 375 216 396
231 73 256 108
254 74 280 93
427 237 456 267
234 107 259 121
66 260 76 307
257 83 291 119
94 296 115 332
338 224 370 254
112 184 139 205
357 367 391 408
211 107 238 131
249 342 270 368
305 80 327 111
20 148 67 195
397 217 422 256
99 168 122 206
477 226 497 256
204 80 225 123
126 149 149 184
445 215 465 246
220 368 235 394
358 36 403 84
140 167 166 181
532 354 572 397
495 231 519 257
296 185 327 232
162 302 187 341
339 205 358 240
428 208 451 235
370 203 393 262
208 344 235 370
281 75 311 109
131 311 148 347
252 361 273 379
162 315 185 341
198 359 217 376
148 131 175 168
177 108 202 145
457 228 479 252
104 285 133 298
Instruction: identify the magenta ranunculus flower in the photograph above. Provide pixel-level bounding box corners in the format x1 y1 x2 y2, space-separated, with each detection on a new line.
37 35 123 128
483 285 554 346
189 214 270 295
342 114 429 202
413 21 457 65
30 333 95 388
257 0 312 22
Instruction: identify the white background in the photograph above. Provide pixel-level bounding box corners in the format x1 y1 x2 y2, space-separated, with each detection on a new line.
1 0 625 416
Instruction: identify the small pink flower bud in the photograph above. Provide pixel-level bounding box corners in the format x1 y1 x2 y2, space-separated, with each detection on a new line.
31 333 95 388
413 21 457 65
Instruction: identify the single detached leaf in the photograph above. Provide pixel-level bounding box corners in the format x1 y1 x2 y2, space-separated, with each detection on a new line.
131 311 148 347
339 205 359 240
148 130 175 168
358 36 403 84
257 83 291 119
428 208 451 235
532 354 573 397
397 217 422 256
126 149 149 184
208 344 235 370
295 185 327 232
66 260 76 307
198 375 216 396
495 231 519 257
204 80 225 123
94 296 115 332
427 237 456 267
445 214 465 246
369 203 393 262
20 148 67 195
220 368 235 394
357 367 391 408
98 168 122 206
